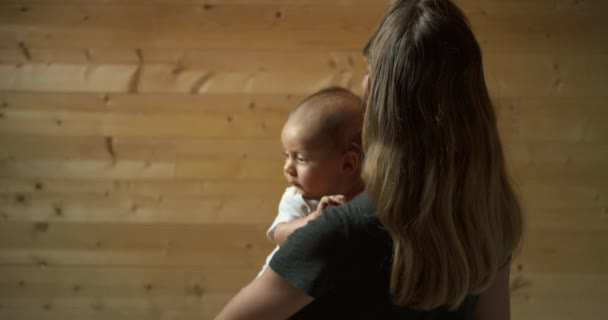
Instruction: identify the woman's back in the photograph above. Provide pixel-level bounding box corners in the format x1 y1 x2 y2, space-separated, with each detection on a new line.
271 192 481 319
361 0 523 309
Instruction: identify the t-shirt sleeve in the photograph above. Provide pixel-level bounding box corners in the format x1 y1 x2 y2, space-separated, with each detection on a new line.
266 187 309 240
269 192 374 298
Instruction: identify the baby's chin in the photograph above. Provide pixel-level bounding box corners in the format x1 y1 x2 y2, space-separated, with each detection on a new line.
299 191 325 201
300 193 320 201
291 184 321 200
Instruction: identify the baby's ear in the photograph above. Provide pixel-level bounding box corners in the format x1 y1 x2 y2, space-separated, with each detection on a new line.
342 149 361 175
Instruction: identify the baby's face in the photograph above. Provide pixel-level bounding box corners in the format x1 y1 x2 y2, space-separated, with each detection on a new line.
281 123 344 200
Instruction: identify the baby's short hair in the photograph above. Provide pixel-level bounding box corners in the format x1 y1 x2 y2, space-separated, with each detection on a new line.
287 86 364 151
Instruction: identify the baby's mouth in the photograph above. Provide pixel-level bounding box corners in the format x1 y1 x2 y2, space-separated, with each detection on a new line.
289 181 304 190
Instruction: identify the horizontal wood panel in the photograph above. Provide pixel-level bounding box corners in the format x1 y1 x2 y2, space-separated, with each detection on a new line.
0 64 364 94
175 159 283 180
0 4 384 30
2 4 606 35
3 135 606 166
1 92 604 116
1 55 607 95
1 198 606 228
510 164 608 188
0 194 283 224
0 26 371 51
1 265 607 304
0 222 271 250
1 106 605 142
0 159 285 181
518 184 608 209
504 142 608 167
2 158 606 184
1 25 606 54
5 0 608 11
0 247 268 269
497 98 607 143
1 177 601 214
484 55 608 97
0 222 606 275
2 139 607 182
0 136 285 162
510 272 608 320
0 309 226 320
0 110 285 138
0 294 233 320
1 267 605 320
2 48 607 88
0 266 253 295
0 222 275 268
0 160 176 180
515 228 608 274
0 178 286 198
0 92 304 114
0 274 606 320
0 48 367 71
0 265 250 319
0 64 138 93
0 183 606 227
524 208 608 230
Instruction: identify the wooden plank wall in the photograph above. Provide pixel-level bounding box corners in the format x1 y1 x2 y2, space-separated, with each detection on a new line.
0 0 606 319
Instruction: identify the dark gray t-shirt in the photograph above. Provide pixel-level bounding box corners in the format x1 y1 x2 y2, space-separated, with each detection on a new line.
269 191 478 319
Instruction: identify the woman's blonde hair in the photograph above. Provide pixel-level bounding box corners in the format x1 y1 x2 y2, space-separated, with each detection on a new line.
361 0 523 310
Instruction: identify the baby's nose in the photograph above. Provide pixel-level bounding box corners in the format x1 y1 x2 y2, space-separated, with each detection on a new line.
284 160 296 177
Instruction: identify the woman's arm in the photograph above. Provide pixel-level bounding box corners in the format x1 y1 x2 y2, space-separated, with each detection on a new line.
474 262 511 320
215 267 314 320
217 193 371 319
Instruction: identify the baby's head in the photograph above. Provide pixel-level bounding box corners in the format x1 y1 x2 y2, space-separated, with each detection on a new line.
281 86 365 200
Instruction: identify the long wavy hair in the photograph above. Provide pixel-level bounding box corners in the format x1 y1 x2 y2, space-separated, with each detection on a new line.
361 0 523 310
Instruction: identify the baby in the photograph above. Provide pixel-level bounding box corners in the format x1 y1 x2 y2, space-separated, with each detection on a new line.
258 86 365 276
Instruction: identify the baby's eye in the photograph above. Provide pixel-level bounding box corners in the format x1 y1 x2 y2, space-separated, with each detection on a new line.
296 157 308 163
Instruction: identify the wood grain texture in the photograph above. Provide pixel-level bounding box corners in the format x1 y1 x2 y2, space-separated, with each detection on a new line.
0 0 607 319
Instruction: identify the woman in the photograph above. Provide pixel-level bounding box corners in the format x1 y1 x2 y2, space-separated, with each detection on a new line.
216 0 523 319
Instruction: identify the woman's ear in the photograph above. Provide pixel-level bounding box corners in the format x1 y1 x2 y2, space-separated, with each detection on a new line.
342 150 361 176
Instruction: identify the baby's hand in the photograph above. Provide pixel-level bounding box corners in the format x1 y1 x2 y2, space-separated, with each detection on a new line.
311 195 347 218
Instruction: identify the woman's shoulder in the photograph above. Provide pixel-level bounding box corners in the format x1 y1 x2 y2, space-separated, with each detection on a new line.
322 191 378 230
268 191 384 297
284 191 378 243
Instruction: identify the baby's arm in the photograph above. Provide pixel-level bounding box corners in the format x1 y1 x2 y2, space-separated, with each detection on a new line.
271 214 319 246
270 195 346 246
